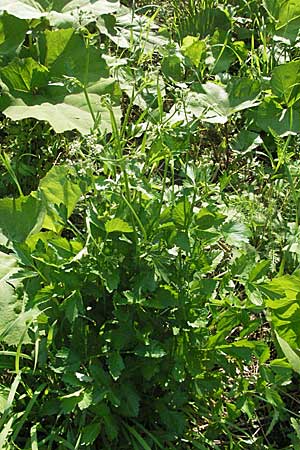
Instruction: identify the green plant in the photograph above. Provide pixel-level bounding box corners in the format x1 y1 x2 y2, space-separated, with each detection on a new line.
0 0 300 449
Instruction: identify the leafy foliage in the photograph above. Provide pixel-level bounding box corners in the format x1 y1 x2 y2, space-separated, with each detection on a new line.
0 0 300 449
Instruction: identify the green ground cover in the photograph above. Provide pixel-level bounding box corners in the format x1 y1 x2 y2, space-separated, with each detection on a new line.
1 0 300 448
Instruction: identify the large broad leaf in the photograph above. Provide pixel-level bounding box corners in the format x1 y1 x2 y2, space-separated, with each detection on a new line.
0 194 45 242
1 57 49 93
264 273 300 349
264 0 300 43
38 165 82 232
0 13 28 57
2 91 120 135
0 36 121 134
271 60 300 106
39 28 109 84
0 252 32 346
0 0 120 21
0 0 44 20
57 0 120 15
250 97 300 137
97 6 168 50
174 78 261 124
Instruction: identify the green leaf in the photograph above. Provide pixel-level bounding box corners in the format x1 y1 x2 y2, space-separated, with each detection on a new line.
250 97 300 136
157 404 186 436
271 60 300 106
118 383 140 418
143 286 178 309
59 390 83 413
195 208 218 230
0 386 9 414
108 352 125 381
264 0 300 43
0 13 28 57
181 36 206 68
81 423 101 447
1 57 49 93
222 220 251 247
134 340 166 358
248 260 270 282
61 291 84 324
105 218 133 233
40 28 109 84
0 0 44 20
275 331 300 375
78 390 93 411
161 54 184 81
0 29 121 134
58 0 120 16
0 252 33 346
264 273 300 348
0 0 120 21
172 200 192 228
2 92 120 135
38 165 82 232
0 194 45 242
100 7 168 50
177 7 231 40
183 78 261 124
0 75 121 135
231 130 263 153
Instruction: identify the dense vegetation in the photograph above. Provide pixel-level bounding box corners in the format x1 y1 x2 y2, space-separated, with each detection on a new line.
1 0 300 448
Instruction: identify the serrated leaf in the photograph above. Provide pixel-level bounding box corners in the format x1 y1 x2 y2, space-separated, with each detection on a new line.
81 423 101 446
108 352 125 381
78 390 93 411
264 273 300 348
222 220 251 247
118 383 140 418
248 260 270 282
134 340 166 358
0 252 36 345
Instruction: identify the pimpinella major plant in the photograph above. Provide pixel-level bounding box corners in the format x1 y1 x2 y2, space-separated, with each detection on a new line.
0 137 300 449
1 0 300 448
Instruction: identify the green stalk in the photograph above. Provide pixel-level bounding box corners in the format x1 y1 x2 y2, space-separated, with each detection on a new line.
0 151 23 196
121 192 147 241
83 35 96 125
